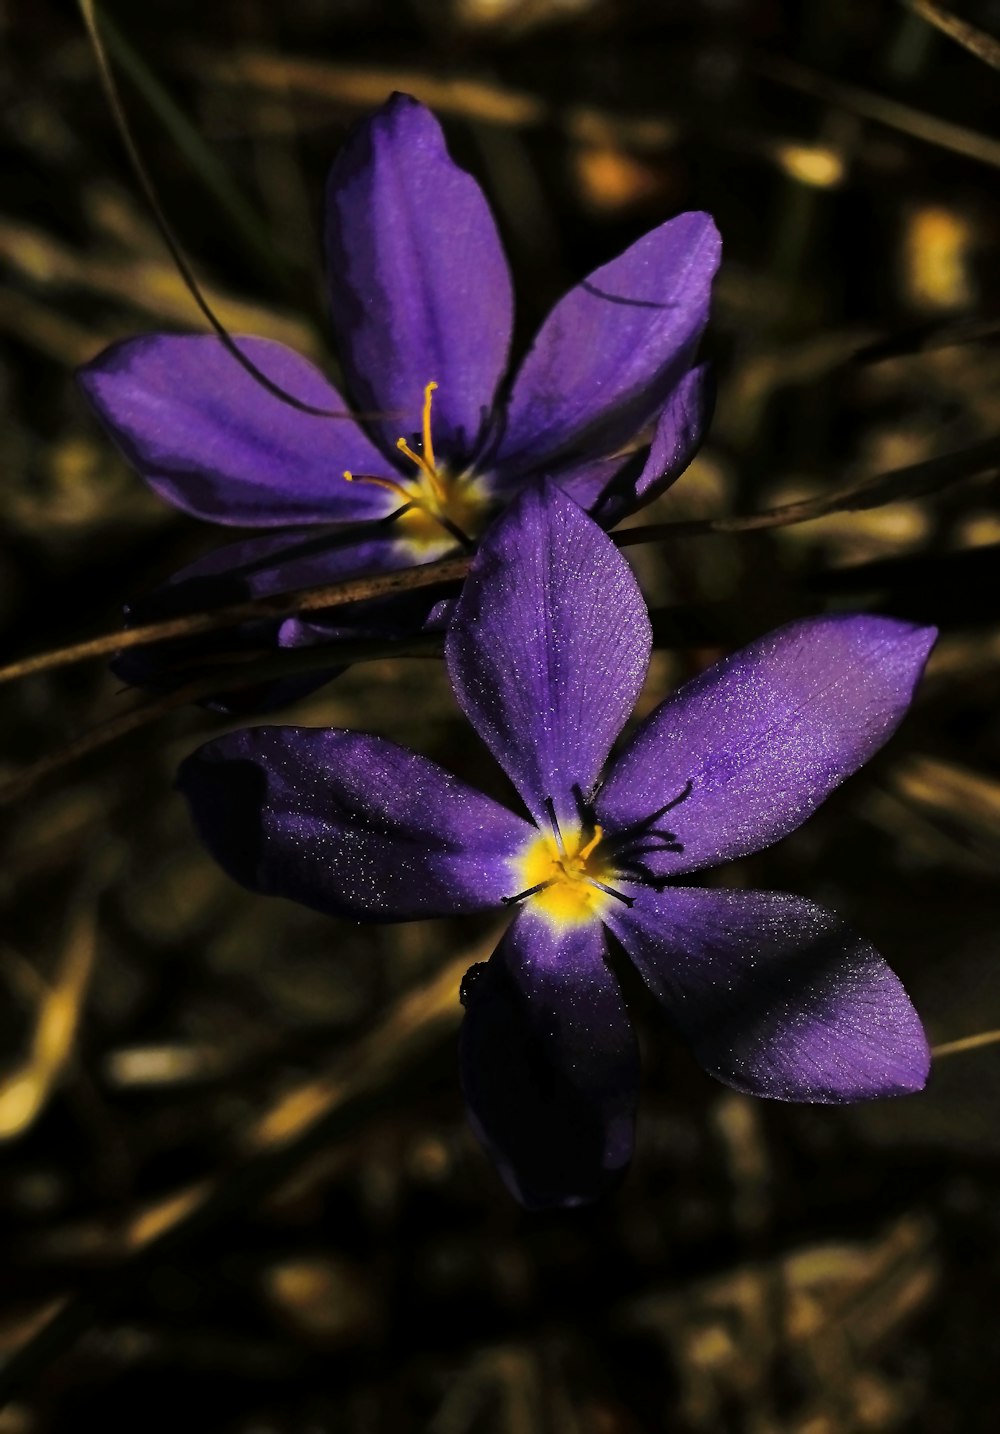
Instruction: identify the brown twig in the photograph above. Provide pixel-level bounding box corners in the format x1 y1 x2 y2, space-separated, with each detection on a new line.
3 436 998 692
757 50 1000 170
0 634 443 809
0 556 468 687
906 0 1000 71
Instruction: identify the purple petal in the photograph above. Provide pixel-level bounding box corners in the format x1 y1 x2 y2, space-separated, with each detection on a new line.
606 886 929 1102
495 212 720 476
178 727 531 919
325 93 513 462
554 363 714 529
598 616 937 877
445 485 651 830
112 524 444 713
79 335 395 526
460 910 638 1209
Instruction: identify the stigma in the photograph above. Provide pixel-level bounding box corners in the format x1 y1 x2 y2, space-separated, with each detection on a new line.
343 381 490 552
506 824 623 927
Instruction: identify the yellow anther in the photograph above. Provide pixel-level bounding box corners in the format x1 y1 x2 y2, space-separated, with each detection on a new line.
578 826 604 862
395 436 430 473
343 470 416 504
422 380 439 473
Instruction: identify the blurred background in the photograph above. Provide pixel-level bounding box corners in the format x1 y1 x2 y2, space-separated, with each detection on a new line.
4 0 1000 1429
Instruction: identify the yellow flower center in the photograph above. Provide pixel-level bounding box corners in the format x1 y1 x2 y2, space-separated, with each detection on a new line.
344 380 492 555
510 824 618 927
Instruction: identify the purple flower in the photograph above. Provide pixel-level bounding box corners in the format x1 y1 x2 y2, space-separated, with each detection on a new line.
178 487 935 1209
77 92 719 705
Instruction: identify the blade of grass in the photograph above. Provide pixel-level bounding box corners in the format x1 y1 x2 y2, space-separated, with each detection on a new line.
905 0 1000 70
98 11 289 287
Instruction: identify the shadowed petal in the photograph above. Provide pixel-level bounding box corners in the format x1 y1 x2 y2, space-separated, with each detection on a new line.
606 886 929 1102
445 485 651 830
460 909 638 1209
79 335 393 526
496 212 720 476
178 728 532 920
598 616 937 877
111 523 444 713
325 93 513 462
559 363 714 528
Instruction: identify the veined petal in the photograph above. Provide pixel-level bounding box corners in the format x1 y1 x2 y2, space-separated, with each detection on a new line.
460 909 638 1209
445 485 651 830
325 93 513 463
496 212 720 477
606 886 929 1102
79 335 394 526
598 616 937 877
178 728 532 920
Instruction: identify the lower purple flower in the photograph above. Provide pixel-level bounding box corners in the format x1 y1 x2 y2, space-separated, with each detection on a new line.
179 487 936 1209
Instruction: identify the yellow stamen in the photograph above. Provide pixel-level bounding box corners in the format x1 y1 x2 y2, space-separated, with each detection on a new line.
394 380 447 504
510 827 616 927
421 380 439 473
343 470 416 505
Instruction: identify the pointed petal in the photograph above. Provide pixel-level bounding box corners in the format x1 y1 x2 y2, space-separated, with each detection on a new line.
178 727 531 919
325 93 513 462
555 362 714 528
598 616 937 877
496 212 720 476
607 885 929 1102
445 485 651 830
460 910 638 1209
79 336 394 526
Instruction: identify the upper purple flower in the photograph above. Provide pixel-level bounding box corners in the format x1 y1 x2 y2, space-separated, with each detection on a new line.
178 487 935 1210
77 93 719 703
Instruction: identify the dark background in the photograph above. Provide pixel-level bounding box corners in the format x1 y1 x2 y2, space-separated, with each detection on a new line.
4 0 1000 1429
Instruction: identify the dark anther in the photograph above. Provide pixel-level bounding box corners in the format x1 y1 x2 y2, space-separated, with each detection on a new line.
381 502 417 526
624 838 685 858
501 879 555 907
437 514 476 551
587 879 634 908
570 781 600 826
652 779 693 818
542 796 566 853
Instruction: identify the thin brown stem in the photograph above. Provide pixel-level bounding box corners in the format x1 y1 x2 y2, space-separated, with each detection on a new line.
3 434 997 692
905 1 1000 71
0 634 443 808
932 1029 1000 1059
0 555 468 686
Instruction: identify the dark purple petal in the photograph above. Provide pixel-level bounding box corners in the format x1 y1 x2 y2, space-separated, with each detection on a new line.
79 335 394 526
551 363 714 529
598 616 937 876
445 485 651 830
495 212 720 476
112 523 444 713
179 727 532 920
606 885 929 1102
325 93 513 462
460 910 638 1209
